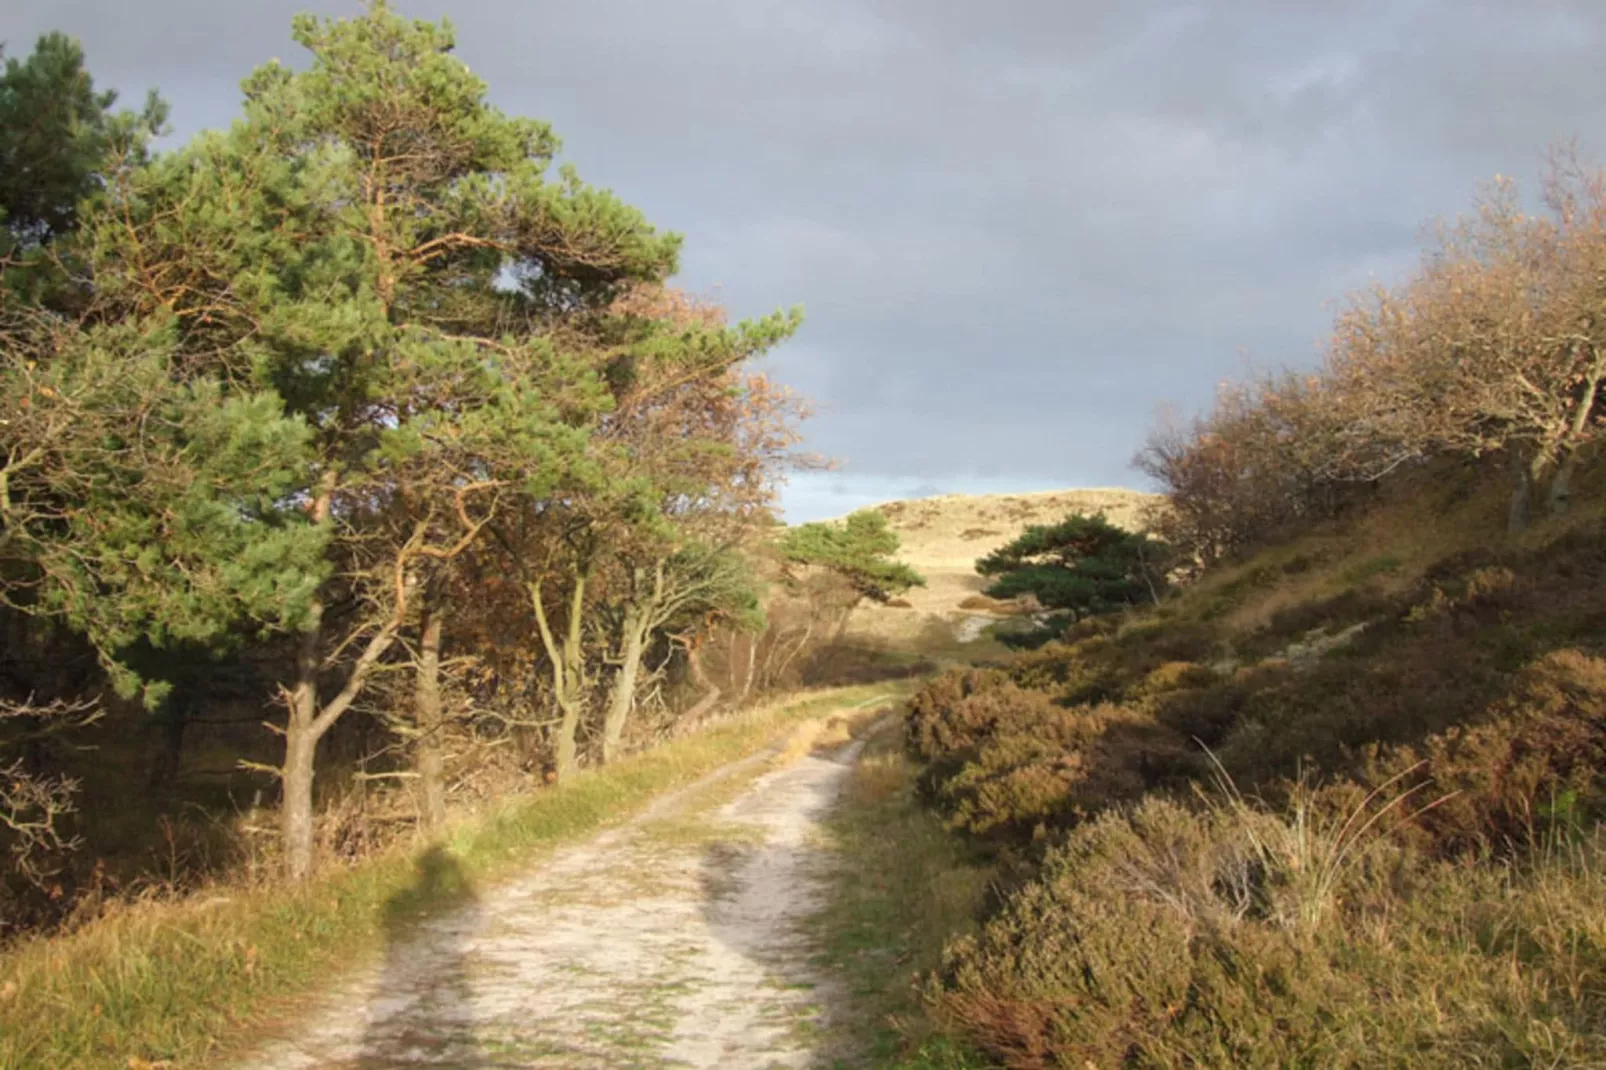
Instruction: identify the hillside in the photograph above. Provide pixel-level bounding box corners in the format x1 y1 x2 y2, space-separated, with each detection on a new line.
826 487 1158 647
869 458 1606 1067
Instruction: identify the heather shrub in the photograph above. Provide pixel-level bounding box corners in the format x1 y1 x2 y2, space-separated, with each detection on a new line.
1241 588 1396 659
1129 660 1218 701
937 699 1189 837
931 792 1606 1069
1007 638 1115 695
905 667 1016 770
1368 649 1606 855
1212 614 1523 785
1151 663 1292 750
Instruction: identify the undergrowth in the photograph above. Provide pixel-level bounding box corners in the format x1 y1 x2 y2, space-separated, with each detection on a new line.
899 468 1606 1067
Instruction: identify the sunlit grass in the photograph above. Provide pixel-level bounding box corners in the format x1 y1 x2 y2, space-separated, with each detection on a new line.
808 718 995 1069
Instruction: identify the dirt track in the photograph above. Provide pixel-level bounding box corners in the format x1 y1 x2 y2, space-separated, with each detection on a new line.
232 720 873 1069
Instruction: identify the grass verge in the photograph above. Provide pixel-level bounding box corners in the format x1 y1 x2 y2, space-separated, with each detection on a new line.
0 682 914 1070
808 715 996 1069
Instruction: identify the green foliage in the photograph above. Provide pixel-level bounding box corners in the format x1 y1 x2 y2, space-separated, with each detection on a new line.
0 32 166 251
780 508 925 603
0 316 326 705
976 511 1167 621
0 0 806 902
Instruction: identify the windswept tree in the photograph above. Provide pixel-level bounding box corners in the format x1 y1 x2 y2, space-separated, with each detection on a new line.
586 290 803 764
977 512 1167 629
1329 159 1606 531
1141 149 1606 564
779 508 925 642
1136 372 1365 570
506 284 804 774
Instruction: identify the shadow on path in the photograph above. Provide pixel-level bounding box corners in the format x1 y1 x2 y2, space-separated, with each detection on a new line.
354 845 485 1068
693 741 867 1069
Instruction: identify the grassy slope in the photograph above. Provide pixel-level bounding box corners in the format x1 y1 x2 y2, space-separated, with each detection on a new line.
808 716 996 1070
865 459 1606 1066
0 683 912 1070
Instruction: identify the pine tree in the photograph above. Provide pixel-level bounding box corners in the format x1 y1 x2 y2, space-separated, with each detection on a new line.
0 32 166 250
780 509 925 640
976 512 1167 645
75 2 680 876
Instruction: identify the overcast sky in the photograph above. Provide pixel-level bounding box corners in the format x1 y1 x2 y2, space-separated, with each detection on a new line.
6 1 1604 520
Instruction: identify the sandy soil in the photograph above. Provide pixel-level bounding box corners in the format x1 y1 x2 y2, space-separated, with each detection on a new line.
231 717 878 1070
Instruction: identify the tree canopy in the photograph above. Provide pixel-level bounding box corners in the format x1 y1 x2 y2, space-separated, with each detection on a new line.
0 2 818 897
779 509 925 605
0 32 166 251
977 512 1166 626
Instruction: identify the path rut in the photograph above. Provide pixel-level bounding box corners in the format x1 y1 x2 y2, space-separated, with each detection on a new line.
233 725 871 1069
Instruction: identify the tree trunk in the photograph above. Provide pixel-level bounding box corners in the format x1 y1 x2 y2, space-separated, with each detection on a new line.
682 641 721 727
1507 447 1535 534
414 598 448 833
1547 449 1581 517
283 611 324 881
281 481 333 881
281 712 318 881
769 617 815 690
601 607 648 765
740 633 757 701
831 598 861 645
277 481 405 879
1548 359 1603 518
532 571 588 780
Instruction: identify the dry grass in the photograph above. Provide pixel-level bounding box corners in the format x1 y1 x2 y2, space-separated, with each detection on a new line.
1187 461 1606 639
936 795 1606 1069
768 694 889 769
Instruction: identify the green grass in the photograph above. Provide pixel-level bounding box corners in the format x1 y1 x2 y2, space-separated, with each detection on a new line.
807 717 995 1069
0 682 914 1070
1336 552 1405 586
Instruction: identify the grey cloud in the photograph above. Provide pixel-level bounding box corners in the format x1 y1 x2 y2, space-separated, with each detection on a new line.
6 0 1605 520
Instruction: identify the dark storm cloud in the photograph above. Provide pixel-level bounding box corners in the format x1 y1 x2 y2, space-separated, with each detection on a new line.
7 1 1605 518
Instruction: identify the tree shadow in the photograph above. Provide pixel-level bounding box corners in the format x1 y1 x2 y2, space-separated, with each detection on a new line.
354 845 486 1068
694 740 865 1068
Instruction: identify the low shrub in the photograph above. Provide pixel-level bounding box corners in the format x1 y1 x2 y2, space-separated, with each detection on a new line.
931 792 1606 1069
936 699 1188 837
1128 660 1218 701
1151 663 1291 750
1367 648 1606 856
905 667 1015 770
1243 588 1396 658
1006 638 1120 700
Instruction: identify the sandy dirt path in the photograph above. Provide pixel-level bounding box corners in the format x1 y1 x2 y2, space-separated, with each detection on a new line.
232 718 876 1070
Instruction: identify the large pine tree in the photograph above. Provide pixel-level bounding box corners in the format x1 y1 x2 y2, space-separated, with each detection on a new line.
74 2 680 877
